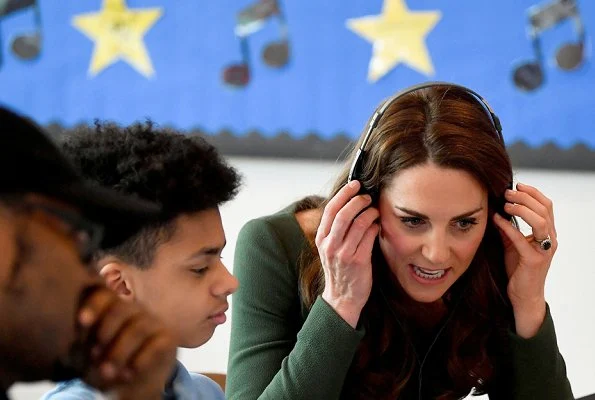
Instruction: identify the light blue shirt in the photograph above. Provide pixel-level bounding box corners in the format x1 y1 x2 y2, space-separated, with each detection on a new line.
40 361 225 400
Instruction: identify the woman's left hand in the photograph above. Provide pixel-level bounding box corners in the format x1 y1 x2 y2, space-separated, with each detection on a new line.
493 182 557 338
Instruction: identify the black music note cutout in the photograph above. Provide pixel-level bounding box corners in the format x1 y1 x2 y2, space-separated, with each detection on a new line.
0 0 42 69
513 0 586 92
222 0 290 88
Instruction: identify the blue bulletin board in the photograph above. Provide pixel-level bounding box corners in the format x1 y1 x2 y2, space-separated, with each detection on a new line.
1 0 594 169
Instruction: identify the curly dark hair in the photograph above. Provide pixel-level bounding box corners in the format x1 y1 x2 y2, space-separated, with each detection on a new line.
61 121 241 267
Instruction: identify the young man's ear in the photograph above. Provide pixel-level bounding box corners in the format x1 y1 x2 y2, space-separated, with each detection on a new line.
99 261 134 300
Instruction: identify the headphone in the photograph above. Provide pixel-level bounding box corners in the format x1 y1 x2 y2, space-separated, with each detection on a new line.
347 81 504 185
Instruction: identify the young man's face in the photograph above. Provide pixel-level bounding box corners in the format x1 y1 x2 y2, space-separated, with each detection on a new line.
125 208 238 348
0 196 101 384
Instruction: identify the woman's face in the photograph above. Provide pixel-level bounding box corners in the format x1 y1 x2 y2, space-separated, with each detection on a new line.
378 162 488 303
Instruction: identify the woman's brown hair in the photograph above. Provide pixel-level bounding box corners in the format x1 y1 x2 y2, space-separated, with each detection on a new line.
298 85 515 399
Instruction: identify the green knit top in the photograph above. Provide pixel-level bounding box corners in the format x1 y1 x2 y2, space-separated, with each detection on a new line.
226 204 573 399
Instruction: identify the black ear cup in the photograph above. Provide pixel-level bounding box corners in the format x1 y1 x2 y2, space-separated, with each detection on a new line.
501 181 514 221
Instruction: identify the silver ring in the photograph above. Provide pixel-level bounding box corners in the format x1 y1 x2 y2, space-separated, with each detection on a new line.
534 234 552 251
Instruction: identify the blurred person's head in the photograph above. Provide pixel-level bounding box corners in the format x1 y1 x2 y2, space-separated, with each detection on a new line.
0 107 160 390
63 122 241 348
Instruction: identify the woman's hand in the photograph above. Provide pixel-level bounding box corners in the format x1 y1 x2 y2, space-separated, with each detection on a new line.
316 180 379 328
493 182 557 338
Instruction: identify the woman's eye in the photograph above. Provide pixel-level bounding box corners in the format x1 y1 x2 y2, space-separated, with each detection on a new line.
456 218 477 231
400 217 425 228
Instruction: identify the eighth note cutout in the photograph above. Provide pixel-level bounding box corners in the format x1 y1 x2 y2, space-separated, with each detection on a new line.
222 0 290 88
512 0 587 92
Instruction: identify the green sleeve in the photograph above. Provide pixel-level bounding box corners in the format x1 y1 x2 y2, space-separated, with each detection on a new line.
489 304 574 399
226 217 364 400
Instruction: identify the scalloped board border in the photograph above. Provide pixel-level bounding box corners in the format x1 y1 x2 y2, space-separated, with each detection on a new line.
44 124 595 172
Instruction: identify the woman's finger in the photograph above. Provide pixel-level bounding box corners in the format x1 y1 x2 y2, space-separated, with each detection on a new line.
317 180 362 240
505 189 548 220
354 222 379 263
516 183 556 238
503 202 551 243
341 207 379 253
493 213 534 256
324 194 372 247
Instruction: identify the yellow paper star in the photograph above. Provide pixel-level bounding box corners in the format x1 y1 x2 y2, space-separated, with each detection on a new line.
346 0 441 82
72 0 163 78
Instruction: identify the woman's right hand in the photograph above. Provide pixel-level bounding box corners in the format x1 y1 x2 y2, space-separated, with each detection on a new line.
316 180 380 328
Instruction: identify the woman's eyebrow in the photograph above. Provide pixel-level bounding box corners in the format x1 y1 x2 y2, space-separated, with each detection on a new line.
395 206 484 220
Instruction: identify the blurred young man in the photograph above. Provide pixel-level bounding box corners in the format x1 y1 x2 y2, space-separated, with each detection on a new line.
0 107 178 400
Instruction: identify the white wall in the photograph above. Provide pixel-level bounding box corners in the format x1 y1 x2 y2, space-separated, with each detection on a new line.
11 157 595 399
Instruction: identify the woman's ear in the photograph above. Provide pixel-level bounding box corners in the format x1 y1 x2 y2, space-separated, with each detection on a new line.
99 262 135 301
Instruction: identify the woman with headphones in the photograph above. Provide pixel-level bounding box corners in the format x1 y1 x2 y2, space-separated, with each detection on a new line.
226 83 573 399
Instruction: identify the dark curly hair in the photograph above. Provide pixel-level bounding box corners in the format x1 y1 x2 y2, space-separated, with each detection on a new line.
61 121 241 267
